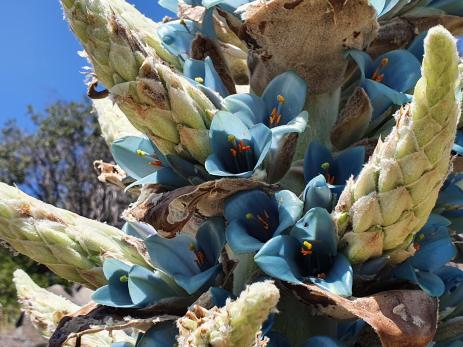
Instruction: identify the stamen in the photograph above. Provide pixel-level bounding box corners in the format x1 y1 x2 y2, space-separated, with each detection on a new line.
316 273 327 280
268 95 285 127
300 240 313 256
256 213 270 231
195 77 204 84
277 94 285 104
413 243 421 252
136 149 149 157
119 275 129 283
189 243 206 267
320 162 336 184
149 159 163 167
245 212 254 220
371 57 389 82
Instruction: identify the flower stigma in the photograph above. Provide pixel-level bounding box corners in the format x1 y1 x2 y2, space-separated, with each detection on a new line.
301 241 313 256
268 94 285 127
371 57 389 82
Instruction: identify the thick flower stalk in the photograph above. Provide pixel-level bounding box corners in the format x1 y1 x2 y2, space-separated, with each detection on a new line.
333 26 461 264
13 269 131 346
176 280 279 347
0 183 149 288
61 0 216 162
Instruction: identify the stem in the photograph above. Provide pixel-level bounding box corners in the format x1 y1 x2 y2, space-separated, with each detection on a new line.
232 252 258 295
273 286 337 346
294 89 341 161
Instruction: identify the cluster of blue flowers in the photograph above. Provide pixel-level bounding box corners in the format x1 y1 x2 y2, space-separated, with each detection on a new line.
95 0 463 346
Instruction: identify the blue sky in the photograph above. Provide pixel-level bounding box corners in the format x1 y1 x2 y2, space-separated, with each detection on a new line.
0 1 170 127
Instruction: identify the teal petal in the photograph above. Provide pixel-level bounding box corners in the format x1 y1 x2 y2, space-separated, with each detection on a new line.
125 167 189 190
303 175 332 212
128 266 182 307
204 56 229 97
111 136 161 180
415 271 446 297
137 321 177 347
92 285 134 308
226 220 264 254
254 235 303 284
274 190 304 235
145 233 200 277
175 263 222 294
222 93 266 127
122 221 156 239
347 50 373 81
196 217 226 264
310 254 353 297
291 208 337 257
304 141 333 183
262 71 307 122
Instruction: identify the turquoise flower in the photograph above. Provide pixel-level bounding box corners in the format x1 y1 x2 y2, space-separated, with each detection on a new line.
255 207 353 297
159 0 251 16
222 71 308 181
156 19 198 61
145 217 226 294
184 57 230 98
302 175 333 212
437 265 463 321
304 141 365 196
394 215 457 297
348 49 421 119
92 259 184 308
111 135 188 189
224 189 303 254
205 111 272 178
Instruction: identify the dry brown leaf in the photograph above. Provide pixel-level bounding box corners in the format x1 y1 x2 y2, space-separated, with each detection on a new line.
241 0 378 95
292 284 438 347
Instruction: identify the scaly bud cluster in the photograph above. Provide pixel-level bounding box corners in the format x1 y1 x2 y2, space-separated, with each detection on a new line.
14 269 131 346
177 281 279 347
0 183 149 288
93 97 141 145
333 26 461 264
61 0 216 163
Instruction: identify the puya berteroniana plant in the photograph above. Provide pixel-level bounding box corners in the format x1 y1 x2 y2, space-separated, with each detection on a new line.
0 0 463 346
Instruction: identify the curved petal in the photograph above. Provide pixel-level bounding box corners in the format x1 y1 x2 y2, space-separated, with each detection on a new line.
291 208 337 257
158 0 179 13
204 56 229 97
303 175 332 212
304 141 333 182
184 58 205 81
145 233 200 277
310 254 353 297
196 217 226 265
346 50 373 81
410 237 456 272
429 0 463 16
363 79 411 119
226 220 265 254
394 261 418 284
125 167 189 190
103 258 131 281
122 221 156 239
111 343 134 347
271 110 308 138
370 0 386 14
222 93 266 127
92 285 134 308
408 31 427 62
128 266 181 307
254 235 303 284
332 146 365 183
205 153 253 178
175 263 222 294
137 321 178 347
301 336 343 347
111 136 160 180
156 20 197 58
415 270 446 297
262 71 307 121
274 190 304 235
250 123 273 168
373 50 421 92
